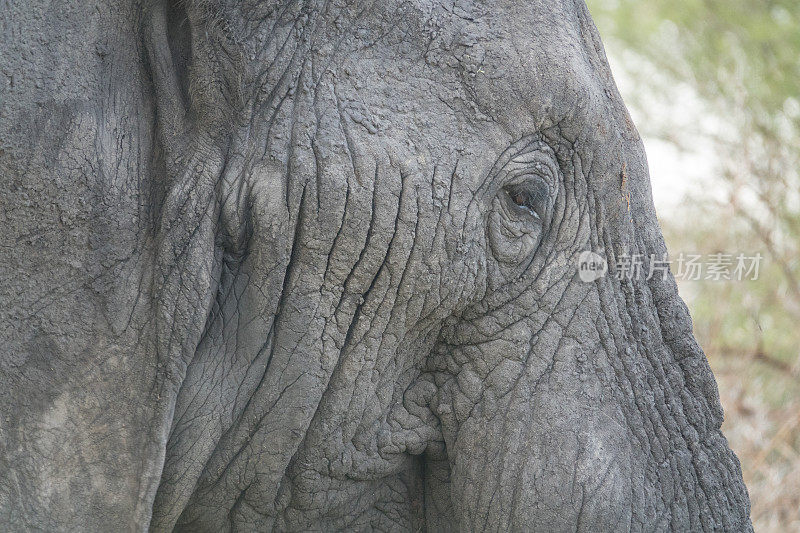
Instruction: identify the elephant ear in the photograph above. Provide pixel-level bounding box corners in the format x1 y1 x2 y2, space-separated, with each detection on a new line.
0 1 252 528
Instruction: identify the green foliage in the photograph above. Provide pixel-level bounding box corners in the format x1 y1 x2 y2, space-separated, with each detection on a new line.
588 0 800 126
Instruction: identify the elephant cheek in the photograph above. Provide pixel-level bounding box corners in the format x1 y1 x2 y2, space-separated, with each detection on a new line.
449 380 640 532
512 406 639 532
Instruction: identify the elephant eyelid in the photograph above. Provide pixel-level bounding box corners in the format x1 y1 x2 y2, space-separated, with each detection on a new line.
487 142 558 266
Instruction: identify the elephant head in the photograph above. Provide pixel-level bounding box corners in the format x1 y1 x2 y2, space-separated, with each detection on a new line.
0 0 751 531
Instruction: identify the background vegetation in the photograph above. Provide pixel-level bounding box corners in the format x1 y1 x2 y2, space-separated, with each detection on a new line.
586 1 800 530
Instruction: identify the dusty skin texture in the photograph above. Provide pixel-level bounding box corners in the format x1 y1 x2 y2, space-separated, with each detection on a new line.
0 0 751 531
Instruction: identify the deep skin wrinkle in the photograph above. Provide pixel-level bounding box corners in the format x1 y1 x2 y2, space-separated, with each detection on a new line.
0 0 750 531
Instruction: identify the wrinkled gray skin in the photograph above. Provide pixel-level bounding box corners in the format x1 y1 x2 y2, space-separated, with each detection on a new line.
0 0 751 531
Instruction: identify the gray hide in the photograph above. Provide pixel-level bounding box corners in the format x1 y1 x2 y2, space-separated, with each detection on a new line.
0 0 751 531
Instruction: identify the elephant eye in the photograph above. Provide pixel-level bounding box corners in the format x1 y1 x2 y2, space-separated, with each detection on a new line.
503 176 550 221
486 139 559 268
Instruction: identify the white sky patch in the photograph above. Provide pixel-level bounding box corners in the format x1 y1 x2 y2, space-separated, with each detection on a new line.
604 50 726 214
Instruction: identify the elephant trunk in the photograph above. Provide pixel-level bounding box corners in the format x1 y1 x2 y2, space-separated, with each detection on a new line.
431 161 752 530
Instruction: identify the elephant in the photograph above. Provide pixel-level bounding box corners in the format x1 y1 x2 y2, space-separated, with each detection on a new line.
0 0 752 531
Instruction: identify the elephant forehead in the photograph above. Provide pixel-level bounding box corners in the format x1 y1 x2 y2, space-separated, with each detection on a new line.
330 0 636 190
456 0 615 133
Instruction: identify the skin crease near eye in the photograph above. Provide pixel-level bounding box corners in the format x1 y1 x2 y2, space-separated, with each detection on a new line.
487 141 559 272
